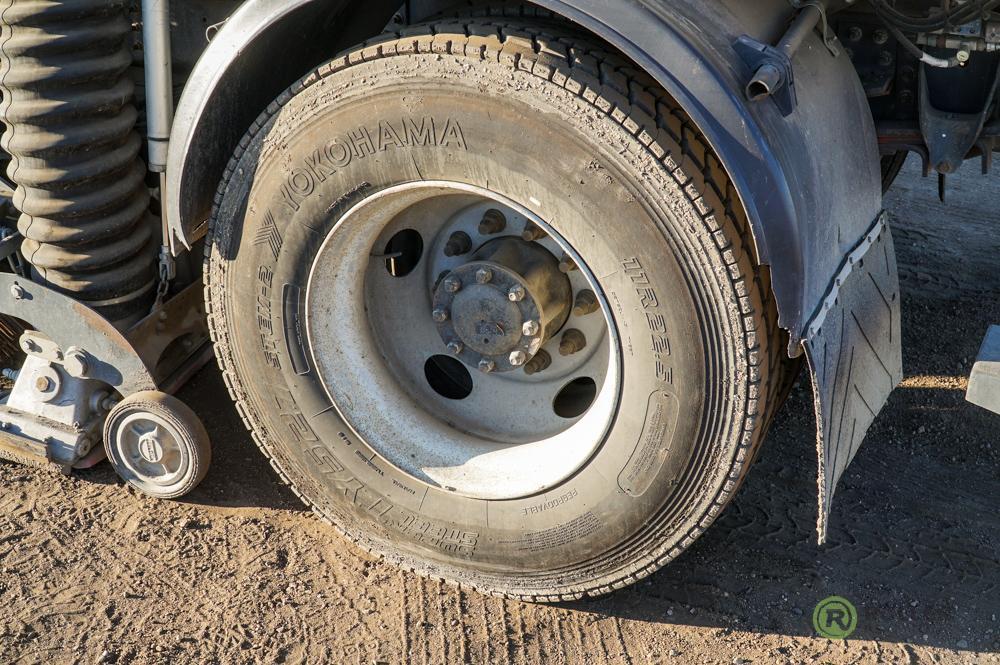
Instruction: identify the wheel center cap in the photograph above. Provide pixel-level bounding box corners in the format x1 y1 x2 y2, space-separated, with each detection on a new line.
451 284 523 355
431 237 572 373
138 432 164 463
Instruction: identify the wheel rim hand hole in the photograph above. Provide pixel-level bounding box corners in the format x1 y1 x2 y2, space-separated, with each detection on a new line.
553 377 597 419
383 229 423 277
424 355 474 400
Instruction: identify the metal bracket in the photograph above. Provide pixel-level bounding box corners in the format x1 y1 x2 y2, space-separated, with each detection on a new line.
0 274 156 396
790 0 840 57
734 36 800 116
919 62 1000 174
736 0 836 116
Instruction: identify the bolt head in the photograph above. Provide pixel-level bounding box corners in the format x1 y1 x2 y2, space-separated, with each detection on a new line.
447 340 464 355
558 255 578 273
443 276 462 293
478 359 496 373
509 350 527 367
9 284 24 300
507 285 526 302
34 376 52 393
475 268 493 284
522 320 540 337
432 308 449 323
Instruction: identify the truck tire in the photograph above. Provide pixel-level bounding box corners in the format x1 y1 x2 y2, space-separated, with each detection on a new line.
205 17 784 600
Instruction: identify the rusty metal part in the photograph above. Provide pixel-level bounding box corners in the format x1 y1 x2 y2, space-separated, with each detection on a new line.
478 209 507 235
559 329 587 356
124 279 212 386
523 349 552 376
573 289 600 316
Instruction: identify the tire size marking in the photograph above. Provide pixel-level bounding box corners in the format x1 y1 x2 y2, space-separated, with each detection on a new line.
279 116 469 212
310 439 478 557
618 391 679 497
256 265 282 370
274 386 320 445
622 257 674 385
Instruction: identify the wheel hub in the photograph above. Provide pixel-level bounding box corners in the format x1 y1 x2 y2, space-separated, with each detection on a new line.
432 238 571 373
137 430 164 464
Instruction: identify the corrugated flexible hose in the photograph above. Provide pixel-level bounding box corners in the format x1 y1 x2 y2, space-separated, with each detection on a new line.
0 0 156 324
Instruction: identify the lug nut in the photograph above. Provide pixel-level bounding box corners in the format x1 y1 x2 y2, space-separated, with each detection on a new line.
444 231 472 257
447 340 464 355
475 268 493 284
872 28 888 45
521 222 547 242
573 289 600 316
479 209 507 235
443 276 462 293
507 285 526 302
558 253 578 273
478 359 496 373
522 320 540 337
524 349 552 375
432 308 449 323
509 350 528 367
559 329 587 356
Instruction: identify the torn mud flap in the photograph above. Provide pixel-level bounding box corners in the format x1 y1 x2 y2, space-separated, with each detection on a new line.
802 211 903 543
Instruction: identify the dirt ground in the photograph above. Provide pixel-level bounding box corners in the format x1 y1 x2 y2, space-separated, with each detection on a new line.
1 160 999 664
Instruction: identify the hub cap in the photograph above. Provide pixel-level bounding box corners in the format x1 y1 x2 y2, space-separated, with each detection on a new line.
432 238 571 374
305 182 621 500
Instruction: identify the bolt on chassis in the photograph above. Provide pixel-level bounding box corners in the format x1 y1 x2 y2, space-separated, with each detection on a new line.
0 0 997 599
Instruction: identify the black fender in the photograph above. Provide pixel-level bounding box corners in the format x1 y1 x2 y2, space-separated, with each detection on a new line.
167 0 901 537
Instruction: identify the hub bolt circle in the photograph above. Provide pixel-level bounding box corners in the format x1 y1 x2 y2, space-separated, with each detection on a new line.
522 320 540 337
432 308 449 323
523 349 552 375
573 289 600 316
559 329 587 356
478 359 496 373
475 268 493 284
507 284 526 302
479 209 507 235
444 231 472 257
509 350 527 367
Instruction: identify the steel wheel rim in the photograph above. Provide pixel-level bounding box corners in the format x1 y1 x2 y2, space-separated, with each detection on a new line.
305 182 622 500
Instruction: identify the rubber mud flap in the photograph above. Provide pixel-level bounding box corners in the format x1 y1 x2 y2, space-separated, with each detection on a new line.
803 215 902 542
